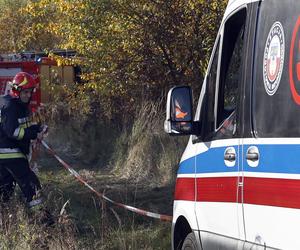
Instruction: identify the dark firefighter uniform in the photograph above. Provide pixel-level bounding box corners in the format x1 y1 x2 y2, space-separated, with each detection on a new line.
0 72 42 208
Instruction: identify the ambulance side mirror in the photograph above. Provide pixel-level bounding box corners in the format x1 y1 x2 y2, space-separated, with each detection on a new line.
164 86 197 135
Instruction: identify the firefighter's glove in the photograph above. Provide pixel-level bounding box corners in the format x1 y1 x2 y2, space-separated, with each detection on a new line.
25 124 41 140
37 125 48 140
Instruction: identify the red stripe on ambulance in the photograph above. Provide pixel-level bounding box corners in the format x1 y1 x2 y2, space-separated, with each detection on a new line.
244 177 300 209
175 176 300 209
175 177 237 202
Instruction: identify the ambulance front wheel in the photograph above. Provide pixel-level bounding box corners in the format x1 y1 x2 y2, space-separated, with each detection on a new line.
182 232 197 250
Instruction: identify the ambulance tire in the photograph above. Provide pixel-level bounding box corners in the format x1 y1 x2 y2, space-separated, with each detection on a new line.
182 232 198 250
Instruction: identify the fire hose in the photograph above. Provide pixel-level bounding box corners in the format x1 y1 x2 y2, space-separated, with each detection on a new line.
40 140 173 222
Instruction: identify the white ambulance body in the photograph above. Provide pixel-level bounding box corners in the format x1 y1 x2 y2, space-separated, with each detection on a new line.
165 0 300 249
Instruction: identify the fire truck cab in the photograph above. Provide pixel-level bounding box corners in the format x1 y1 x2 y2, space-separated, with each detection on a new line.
165 0 300 249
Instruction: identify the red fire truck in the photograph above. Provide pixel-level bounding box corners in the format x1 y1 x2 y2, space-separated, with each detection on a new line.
0 50 76 111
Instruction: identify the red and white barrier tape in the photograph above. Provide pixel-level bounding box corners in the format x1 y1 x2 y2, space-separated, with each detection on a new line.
41 140 173 222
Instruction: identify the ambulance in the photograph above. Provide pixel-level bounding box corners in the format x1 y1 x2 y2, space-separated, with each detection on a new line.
164 0 300 249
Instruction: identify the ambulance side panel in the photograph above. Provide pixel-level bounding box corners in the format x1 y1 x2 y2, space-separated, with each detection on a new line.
243 0 300 249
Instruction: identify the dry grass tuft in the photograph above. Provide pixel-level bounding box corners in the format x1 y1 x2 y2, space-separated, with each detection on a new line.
0 189 78 250
112 99 187 186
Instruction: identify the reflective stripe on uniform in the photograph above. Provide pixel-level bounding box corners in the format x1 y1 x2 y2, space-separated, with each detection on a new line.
18 117 27 123
20 124 27 129
0 152 26 159
13 127 20 137
0 148 21 153
18 117 32 130
18 117 31 124
20 121 36 129
0 148 25 159
13 127 25 140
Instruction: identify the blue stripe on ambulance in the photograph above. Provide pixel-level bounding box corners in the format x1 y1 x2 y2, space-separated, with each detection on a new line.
178 144 300 175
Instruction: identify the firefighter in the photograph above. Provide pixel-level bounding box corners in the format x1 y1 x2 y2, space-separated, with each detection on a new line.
0 72 44 209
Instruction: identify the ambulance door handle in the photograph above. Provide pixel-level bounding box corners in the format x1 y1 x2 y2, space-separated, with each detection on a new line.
224 152 236 161
224 148 236 162
246 146 259 162
246 152 259 161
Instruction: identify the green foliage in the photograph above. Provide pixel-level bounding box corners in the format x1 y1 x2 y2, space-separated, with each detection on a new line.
0 0 27 53
0 0 60 53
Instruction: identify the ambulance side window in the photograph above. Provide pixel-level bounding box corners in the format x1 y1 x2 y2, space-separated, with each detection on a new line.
200 8 246 141
214 8 246 139
201 38 219 139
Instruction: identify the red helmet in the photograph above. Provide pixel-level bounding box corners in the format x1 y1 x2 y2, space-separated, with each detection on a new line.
10 72 37 97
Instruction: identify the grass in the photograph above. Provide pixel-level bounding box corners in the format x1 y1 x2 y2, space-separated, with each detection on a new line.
29 147 173 249
1 164 172 249
111 100 187 186
0 190 78 250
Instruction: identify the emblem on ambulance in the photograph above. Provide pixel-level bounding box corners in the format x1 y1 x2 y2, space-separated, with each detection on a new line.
263 21 285 96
